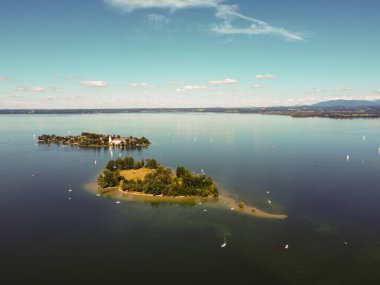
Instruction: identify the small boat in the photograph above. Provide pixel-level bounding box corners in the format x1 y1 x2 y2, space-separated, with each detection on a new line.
201 168 205 175
266 191 270 194
268 200 272 204
94 160 97 165
363 136 366 141
230 207 235 211
68 189 72 192
203 209 207 212
194 137 197 142
346 155 350 162
221 237 227 248
378 147 380 155
284 244 289 250
210 138 213 144
116 201 121 204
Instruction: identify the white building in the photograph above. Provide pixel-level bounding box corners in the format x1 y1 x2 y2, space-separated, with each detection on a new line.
109 136 122 145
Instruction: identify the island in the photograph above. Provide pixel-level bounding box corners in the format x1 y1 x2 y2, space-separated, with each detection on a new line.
97 156 218 198
38 132 150 149
91 156 286 219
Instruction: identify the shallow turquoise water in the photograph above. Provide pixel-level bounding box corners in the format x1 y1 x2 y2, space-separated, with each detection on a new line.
0 113 379 284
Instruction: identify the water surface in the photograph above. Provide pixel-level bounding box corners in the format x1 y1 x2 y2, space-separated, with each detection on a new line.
0 113 379 284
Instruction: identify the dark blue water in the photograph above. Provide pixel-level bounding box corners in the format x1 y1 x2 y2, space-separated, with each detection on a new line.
0 113 379 284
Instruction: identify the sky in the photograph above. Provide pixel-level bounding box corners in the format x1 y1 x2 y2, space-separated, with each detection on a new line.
1 0 380 109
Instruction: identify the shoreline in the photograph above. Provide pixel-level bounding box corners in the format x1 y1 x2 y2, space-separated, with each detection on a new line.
86 182 287 219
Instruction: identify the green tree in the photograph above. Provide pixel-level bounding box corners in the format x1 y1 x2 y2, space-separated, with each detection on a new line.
146 159 157 169
123 156 135 169
106 160 116 171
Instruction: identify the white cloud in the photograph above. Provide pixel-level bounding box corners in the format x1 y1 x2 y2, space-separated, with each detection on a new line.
0 76 8 81
145 13 170 25
256 74 274 79
80 81 108 87
129 82 152 88
31 87 46 92
104 0 303 41
176 85 208 92
104 0 219 12
212 11 303 41
16 86 46 92
208 78 237 85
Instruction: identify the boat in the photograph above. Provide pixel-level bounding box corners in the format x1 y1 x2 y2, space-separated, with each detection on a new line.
221 237 227 248
285 244 289 250
346 155 350 162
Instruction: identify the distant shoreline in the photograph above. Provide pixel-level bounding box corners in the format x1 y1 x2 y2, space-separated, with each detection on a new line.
2 107 380 119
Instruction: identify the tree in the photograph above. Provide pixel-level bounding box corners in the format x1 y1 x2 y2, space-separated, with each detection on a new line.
106 160 116 171
146 159 157 169
115 157 125 170
123 156 135 169
176 167 186 178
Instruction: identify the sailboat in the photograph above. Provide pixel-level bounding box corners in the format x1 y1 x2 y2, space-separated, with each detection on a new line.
346 155 350 162
210 138 213 144
221 237 227 248
94 160 97 165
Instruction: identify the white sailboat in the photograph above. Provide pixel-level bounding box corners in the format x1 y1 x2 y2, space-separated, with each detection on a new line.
94 160 97 165
346 155 350 162
210 138 213 144
221 237 227 248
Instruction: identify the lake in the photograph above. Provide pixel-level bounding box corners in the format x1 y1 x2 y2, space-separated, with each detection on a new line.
0 113 379 284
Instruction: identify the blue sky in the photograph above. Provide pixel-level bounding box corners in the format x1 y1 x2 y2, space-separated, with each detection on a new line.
1 0 380 108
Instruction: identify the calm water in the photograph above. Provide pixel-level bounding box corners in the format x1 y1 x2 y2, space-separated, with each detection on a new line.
0 113 379 284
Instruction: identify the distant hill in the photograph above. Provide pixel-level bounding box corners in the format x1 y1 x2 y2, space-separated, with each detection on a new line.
312 99 380 108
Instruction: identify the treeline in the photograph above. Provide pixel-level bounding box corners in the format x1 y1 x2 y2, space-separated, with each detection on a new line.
97 156 218 198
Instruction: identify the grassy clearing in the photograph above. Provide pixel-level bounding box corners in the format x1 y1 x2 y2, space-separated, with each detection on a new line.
119 167 154 181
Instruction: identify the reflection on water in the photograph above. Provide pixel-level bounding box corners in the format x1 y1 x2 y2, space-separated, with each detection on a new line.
0 113 379 284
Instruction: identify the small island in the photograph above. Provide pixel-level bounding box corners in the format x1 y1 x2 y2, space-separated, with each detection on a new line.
38 132 150 149
97 156 218 198
91 156 286 219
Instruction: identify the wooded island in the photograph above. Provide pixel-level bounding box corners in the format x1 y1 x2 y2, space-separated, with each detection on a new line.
38 132 150 149
97 156 218 198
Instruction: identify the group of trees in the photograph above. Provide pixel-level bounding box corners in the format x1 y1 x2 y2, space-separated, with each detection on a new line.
98 156 218 197
105 157 157 171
